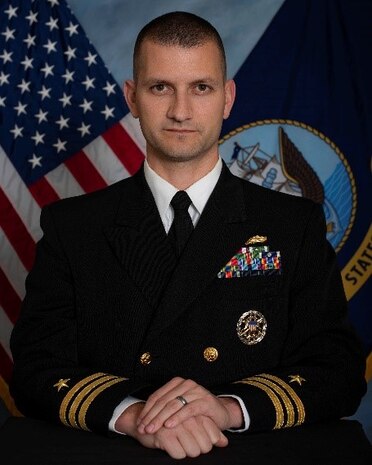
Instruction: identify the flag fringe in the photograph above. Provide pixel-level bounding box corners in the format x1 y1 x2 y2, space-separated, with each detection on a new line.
0 376 22 417
365 352 372 382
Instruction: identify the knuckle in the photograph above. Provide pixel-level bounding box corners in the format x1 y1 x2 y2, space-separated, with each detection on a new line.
184 378 197 389
171 398 183 409
147 392 159 403
201 442 213 454
187 403 198 416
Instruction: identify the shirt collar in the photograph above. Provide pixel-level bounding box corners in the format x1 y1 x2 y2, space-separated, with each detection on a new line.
144 157 222 223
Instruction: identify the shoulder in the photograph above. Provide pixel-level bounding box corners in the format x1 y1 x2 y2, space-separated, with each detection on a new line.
231 168 319 215
39 169 146 235
44 171 142 219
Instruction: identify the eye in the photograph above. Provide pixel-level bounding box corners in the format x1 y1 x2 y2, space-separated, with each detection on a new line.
194 84 212 94
150 84 169 94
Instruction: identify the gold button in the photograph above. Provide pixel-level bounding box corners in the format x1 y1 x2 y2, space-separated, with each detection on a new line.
203 347 218 362
140 352 152 365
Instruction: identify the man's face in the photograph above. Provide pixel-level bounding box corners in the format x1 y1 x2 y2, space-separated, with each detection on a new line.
124 40 235 166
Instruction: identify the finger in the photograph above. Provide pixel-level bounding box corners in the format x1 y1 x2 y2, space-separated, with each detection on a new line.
199 416 228 448
141 395 194 434
186 417 214 454
161 437 187 460
176 425 202 458
139 380 201 432
137 377 185 425
164 398 208 429
215 432 229 448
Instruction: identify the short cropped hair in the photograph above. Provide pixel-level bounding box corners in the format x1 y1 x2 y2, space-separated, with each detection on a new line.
133 11 227 80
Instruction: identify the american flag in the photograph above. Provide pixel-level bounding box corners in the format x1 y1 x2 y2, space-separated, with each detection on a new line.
0 0 145 412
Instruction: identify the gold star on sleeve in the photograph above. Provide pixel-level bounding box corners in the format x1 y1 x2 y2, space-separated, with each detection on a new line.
53 378 71 392
288 375 306 386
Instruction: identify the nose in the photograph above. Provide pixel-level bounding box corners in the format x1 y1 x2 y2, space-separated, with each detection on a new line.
166 91 192 122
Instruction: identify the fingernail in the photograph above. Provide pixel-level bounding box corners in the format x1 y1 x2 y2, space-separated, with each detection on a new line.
137 424 145 433
145 423 155 433
165 420 175 428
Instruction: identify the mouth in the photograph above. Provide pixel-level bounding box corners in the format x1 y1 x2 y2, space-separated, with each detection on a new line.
164 129 197 134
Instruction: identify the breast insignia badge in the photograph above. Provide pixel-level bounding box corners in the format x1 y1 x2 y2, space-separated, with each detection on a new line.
237 310 267 345
245 235 267 245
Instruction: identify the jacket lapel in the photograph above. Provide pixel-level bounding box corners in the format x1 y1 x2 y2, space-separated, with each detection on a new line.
104 167 176 308
145 164 253 341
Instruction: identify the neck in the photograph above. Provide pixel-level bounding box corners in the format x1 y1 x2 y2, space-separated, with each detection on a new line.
146 154 219 190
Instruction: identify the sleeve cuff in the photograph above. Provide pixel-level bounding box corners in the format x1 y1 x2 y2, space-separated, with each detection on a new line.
218 394 250 432
108 396 145 435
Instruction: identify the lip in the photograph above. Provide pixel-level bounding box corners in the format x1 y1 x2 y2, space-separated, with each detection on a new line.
164 129 196 134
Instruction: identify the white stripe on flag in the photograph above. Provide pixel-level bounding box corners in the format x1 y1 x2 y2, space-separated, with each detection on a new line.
0 229 28 299
45 162 85 199
121 114 147 156
0 145 42 242
0 306 13 360
83 134 131 185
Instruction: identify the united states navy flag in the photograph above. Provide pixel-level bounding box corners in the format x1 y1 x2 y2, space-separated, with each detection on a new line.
220 0 372 378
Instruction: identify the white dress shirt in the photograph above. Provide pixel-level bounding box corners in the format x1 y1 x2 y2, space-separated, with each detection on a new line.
109 158 250 433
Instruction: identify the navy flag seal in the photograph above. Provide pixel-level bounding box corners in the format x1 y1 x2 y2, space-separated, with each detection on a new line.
237 310 267 345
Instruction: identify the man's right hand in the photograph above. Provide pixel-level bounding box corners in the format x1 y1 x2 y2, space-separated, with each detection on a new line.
115 402 228 459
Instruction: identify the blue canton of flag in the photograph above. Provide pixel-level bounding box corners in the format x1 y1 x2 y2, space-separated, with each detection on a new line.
0 0 127 185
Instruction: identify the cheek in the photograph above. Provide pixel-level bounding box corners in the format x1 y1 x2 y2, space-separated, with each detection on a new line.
200 99 225 121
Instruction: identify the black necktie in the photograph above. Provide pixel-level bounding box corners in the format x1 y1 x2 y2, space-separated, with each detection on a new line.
169 191 194 257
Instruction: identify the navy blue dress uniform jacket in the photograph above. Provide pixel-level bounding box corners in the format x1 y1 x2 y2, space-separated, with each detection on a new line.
10 162 366 435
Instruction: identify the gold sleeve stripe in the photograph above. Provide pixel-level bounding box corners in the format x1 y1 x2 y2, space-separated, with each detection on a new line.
249 376 295 427
236 379 285 429
68 375 118 428
259 374 305 425
59 372 107 427
78 377 125 431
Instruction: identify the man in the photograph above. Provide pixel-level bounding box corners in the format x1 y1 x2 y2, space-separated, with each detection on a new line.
10 11 366 460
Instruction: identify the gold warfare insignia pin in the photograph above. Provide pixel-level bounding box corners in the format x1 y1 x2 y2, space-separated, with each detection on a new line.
245 235 267 245
237 310 267 345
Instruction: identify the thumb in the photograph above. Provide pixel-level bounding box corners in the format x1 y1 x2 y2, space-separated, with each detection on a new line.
215 432 229 448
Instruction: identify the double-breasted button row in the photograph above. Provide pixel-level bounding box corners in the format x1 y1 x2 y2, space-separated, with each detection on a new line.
140 352 152 365
203 347 218 362
139 347 219 365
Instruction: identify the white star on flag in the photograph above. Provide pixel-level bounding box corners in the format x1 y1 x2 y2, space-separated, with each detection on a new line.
101 105 115 120
14 101 28 116
1 27 16 41
53 138 67 152
10 124 23 138
28 154 42 168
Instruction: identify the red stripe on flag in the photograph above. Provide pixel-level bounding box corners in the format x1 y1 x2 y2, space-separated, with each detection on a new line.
0 188 35 271
0 268 22 324
102 123 144 175
64 150 108 193
28 176 60 208
0 344 13 384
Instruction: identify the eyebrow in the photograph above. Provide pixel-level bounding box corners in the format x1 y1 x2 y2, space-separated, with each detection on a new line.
142 77 221 87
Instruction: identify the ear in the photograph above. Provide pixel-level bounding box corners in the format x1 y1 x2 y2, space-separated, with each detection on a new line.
223 79 236 120
123 79 139 118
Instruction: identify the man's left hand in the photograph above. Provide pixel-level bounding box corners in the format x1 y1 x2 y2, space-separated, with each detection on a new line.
136 377 243 434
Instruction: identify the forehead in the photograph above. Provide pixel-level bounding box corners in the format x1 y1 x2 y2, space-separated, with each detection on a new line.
135 40 225 82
